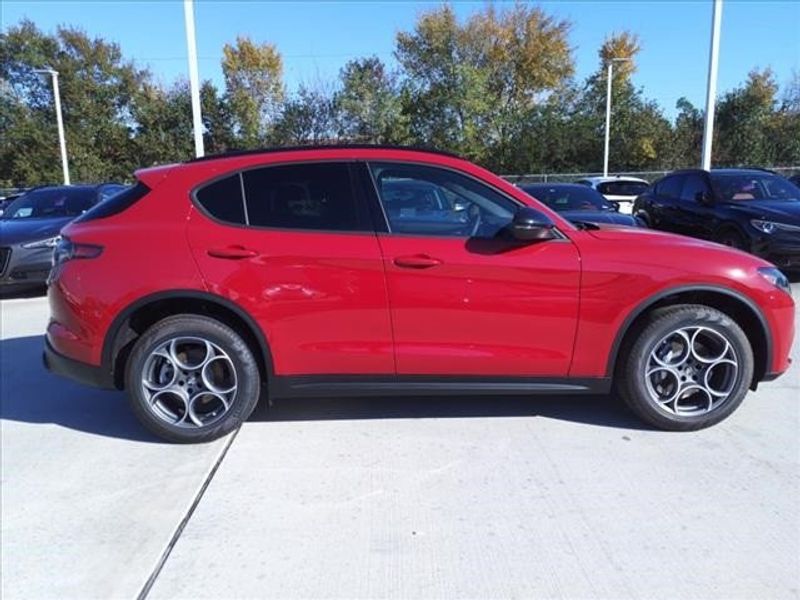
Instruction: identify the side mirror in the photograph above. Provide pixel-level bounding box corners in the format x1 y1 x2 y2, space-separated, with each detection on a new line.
510 207 556 241
695 191 714 205
608 200 621 212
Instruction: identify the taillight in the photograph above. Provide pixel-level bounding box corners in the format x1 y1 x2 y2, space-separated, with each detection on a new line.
52 236 103 267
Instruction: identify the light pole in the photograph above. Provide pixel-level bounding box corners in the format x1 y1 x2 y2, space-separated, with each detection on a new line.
603 57 631 177
701 0 723 170
33 68 70 185
183 0 205 158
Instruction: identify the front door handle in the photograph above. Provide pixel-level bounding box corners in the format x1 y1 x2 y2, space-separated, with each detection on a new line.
207 245 259 260
393 254 443 269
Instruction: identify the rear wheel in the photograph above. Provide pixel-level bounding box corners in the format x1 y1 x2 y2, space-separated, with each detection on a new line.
616 304 754 431
125 315 261 443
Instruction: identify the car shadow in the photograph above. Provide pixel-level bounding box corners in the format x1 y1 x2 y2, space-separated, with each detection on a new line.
0 285 47 300
0 335 159 443
1 335 650 440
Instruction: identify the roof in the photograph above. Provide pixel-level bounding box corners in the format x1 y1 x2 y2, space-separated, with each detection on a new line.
518 182 587 189
576 176 649 184
185 144 464 164
670 167 778 176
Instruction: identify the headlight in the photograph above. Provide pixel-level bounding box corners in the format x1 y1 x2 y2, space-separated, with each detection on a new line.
751 219 800 234
758 267 792 297
21 235 60 249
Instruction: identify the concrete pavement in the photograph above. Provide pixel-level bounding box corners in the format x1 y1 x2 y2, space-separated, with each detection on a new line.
1 288 798 599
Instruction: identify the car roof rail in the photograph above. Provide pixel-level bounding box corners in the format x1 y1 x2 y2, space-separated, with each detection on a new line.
185 144 464 164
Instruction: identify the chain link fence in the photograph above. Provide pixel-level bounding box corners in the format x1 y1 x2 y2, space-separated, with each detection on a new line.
502 166 800 185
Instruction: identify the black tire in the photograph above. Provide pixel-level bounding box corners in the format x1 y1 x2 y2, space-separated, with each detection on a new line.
715 227 748 251
616 304 754 431
125 315 261 443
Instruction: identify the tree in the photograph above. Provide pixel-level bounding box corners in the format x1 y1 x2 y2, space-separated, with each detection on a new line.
670 97 703 168
334 57 408 143
271 85 337 145
221 36 284 147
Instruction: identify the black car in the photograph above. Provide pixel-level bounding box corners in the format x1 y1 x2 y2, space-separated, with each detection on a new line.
0 183 126 290
519 183 643 227
633 168 800 269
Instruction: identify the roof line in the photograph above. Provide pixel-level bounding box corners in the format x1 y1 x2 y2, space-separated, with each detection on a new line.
185 144 465 164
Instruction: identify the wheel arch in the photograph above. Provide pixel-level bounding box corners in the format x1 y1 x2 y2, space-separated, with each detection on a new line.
607 285 772 389
102 290 274 390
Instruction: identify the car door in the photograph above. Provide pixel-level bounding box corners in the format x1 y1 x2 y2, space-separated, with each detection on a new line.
675 173 716 240
364 161 581 377
186 161 394 376
649 174 684 233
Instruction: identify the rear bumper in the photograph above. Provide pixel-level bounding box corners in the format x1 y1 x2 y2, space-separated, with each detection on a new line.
43 336 115 389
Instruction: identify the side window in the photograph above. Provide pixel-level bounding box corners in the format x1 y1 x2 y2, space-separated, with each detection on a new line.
195 174 246 225
243 163 365 231
680 174 710 203
657 175 684 200
369 162 518 238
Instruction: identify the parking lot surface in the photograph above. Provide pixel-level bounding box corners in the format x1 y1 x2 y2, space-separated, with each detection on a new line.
2 288 799 599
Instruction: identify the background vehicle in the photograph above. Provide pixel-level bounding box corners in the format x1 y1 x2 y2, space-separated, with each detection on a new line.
574 176 650 214
788 173 800 187
519 183 643 227
0 183 125 291
44 146 794 443
633 168 800 270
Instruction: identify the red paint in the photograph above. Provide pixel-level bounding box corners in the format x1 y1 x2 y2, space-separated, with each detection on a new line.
48 147 794 383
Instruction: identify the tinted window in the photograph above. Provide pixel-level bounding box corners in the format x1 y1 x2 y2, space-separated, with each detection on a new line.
196 174 246 225
98 184 126 201
243 163 364 231
2 188 97 220
369 162 517 238
597 180 649 196
74 182 150 223
680 174 711 203
521 185 608 211
656 175 684 199
709 173 800 202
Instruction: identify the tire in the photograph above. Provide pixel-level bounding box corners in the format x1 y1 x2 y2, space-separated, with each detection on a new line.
616 304 754 431
125 314 261 443
715 228 747 251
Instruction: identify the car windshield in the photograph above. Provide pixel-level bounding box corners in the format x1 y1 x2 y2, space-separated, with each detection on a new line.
710 173 800 202
597 180 649 196
1 188 96 220
522 185 609 211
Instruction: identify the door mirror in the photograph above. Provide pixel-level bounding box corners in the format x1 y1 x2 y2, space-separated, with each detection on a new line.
510 207 556 241
608 200 621 212
695 191 714 205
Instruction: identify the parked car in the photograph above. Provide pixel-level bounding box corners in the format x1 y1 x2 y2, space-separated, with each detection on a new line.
0 183 126 291
788 173 800 187
44 146 794 442
574 176 650 214
633 168 800 270
519 183 643 227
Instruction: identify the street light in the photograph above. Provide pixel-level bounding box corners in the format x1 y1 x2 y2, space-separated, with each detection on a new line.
33 68 70 185
701 0 723 170
603 57 631 177
183 0 205 158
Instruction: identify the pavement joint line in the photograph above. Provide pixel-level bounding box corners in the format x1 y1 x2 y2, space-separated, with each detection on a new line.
136 427 240 600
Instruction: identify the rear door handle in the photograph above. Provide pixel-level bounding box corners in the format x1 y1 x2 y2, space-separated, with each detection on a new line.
393 254 443 269
207 245 259 259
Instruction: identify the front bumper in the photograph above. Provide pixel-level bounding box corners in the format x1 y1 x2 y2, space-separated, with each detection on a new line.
750 232 800 270
0 245 54 287
43 336 115 390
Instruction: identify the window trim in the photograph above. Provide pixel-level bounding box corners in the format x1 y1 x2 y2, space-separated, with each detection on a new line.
363 159 561 240
190 159 375 236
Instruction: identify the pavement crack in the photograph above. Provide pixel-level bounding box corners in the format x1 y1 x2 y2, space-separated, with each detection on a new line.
136 428 239 600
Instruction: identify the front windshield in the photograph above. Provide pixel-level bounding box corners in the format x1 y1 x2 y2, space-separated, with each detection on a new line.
597 180 649 196
1 188 97 220
523 185 608 211
710 173 800 202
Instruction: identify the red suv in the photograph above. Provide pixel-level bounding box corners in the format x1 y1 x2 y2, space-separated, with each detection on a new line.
44 146 795 442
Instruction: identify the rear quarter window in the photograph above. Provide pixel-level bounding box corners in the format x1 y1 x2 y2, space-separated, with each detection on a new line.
195 174 247 225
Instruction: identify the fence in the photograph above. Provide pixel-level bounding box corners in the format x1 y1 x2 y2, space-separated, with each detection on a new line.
502 166 800 185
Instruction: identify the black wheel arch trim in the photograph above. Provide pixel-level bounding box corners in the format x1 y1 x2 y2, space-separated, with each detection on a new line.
606 284 772 379
101 289 275 388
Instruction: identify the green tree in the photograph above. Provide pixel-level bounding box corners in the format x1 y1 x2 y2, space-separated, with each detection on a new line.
334 57 408 143
221 36 284 147
271 85 337 145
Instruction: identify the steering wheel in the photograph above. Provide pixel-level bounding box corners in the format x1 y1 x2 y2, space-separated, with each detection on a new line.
469 207 483 237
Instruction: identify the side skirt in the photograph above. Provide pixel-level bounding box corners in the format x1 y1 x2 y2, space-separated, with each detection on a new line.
271 375 612 399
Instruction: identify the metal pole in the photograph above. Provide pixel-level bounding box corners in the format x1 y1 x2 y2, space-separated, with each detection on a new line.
184 0 205 158
51 72 70 185
701 0 723 171
603 62 613 177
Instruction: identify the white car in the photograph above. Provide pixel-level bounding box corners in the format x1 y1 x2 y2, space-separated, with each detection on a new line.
574 176 650 214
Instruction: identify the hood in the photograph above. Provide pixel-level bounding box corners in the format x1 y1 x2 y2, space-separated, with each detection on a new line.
0 217 70 246
559 210 639 227
720 199 800 223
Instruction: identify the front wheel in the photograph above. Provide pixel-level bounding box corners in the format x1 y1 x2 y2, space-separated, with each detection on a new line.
125 315 261 443
616 305 754 431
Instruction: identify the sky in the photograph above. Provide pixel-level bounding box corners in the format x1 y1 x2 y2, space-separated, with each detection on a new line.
3 0 799 120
